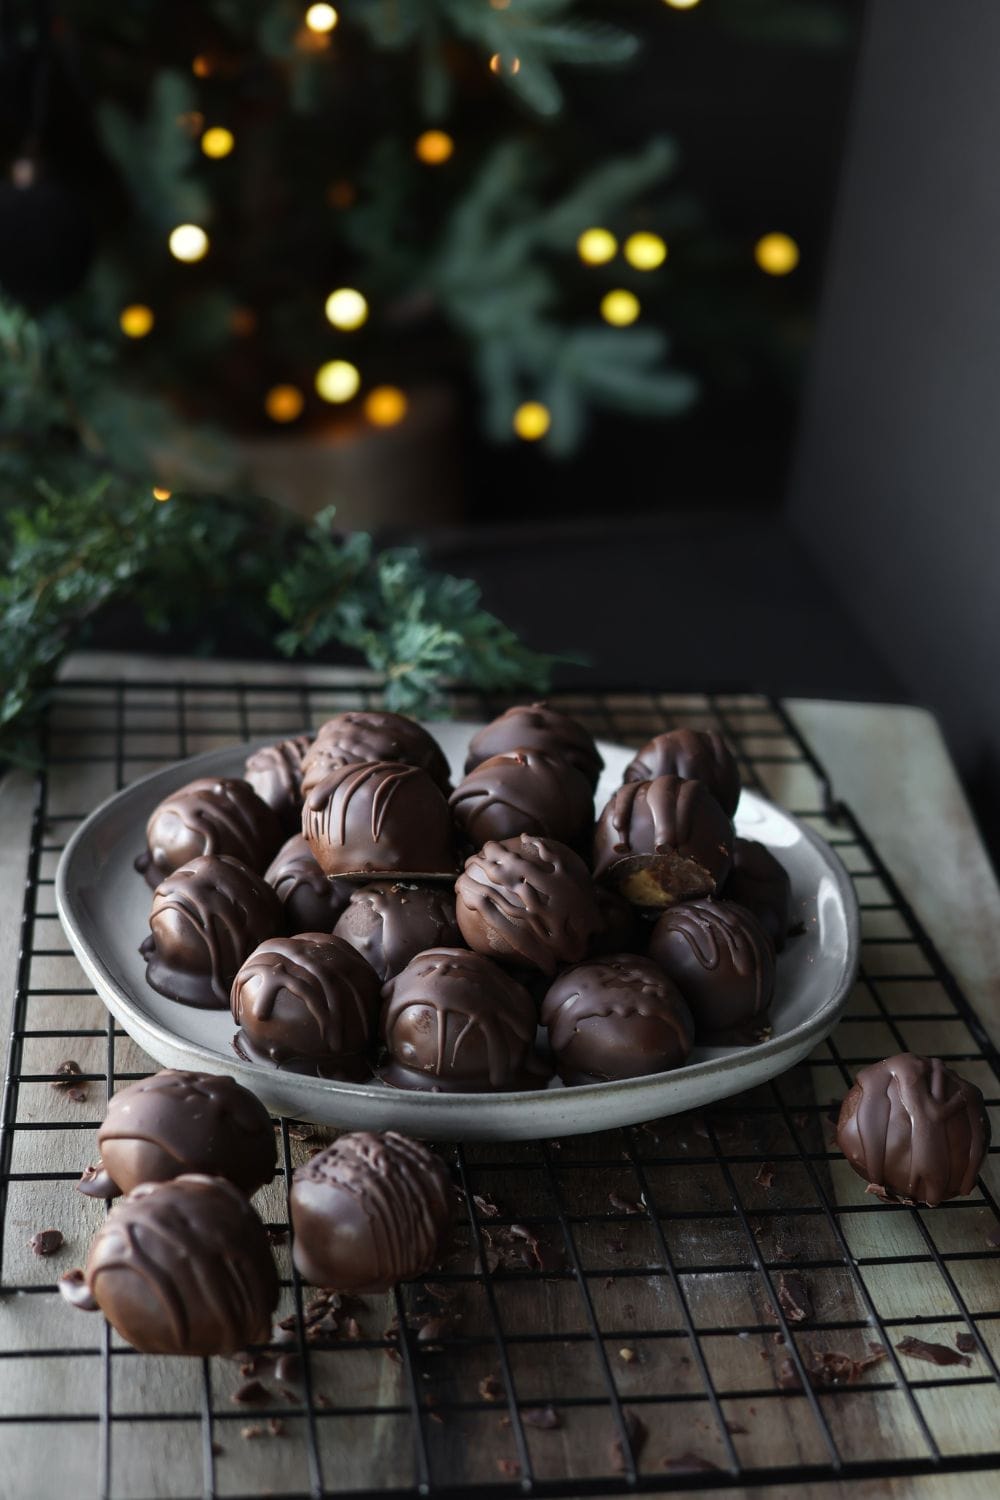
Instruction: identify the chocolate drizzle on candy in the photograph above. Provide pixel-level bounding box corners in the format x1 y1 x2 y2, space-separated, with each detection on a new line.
265 833 355 933
137 776 283 888
623 729 741 817
455 835 599 976
593 775 733 908
303 760 458 879
647 898 774 1039
836 1053 990 1206
464 702 604 790
449 749 593 853
542 955 694 1085
300 711 452 797
244 736 313 835
333 882 461 983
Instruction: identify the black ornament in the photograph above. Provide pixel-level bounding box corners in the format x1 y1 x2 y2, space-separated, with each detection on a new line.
0 169 93 309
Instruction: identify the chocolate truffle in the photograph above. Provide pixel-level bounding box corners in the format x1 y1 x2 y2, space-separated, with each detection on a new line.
723 838 792 951
836 1054 990 1206
589 885 644 957
231 933 380 1079
381 948 549 1092
265 833 355 933
244 735 313 835
79 1069 275 1200
303 761 458 879
647 898 774 1038
138 777 283 889
60 1175 278 1355
541 955 694 1084
142 855 284 1009
301 711 452 796
465 702 603 790
624 729 741 817
593 775 734 908
333 882 462 983
449 749 593 853
290 1131 453 1291
455 835 599 976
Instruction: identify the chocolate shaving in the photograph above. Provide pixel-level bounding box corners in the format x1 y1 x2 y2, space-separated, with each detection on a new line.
776 1342 887 1390
725 1420 748 1435
29 1228 63 1257
267 1418 285 1437
473 1193 500 1218
896 1336 971 1368
775 1271 812 1324
610 1408 647 1472
608 1190 642 1215
753 1162 775 1189
275 1353 302 1386
233 1380 272 1405
956 1333 977 1354
521 1405 561 1430
662 1453 721 1473
478 1374 503 1401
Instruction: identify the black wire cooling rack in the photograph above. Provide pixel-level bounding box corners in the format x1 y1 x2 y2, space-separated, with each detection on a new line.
1 679 998 1500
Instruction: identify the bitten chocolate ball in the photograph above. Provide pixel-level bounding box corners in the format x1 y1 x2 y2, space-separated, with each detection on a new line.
291 1132 453 1292
265 834 355 934
381 948 550 1092
723 838 792 951
137 777 283 889
589 885 644 958
79 1070 275 1201
333 882 461 983
541 955 694 1085
593 775 734 908
231 934 380 1079
836 1054 990 1207
301 711 451 796
455 835 599 977
623 729 741 817
142 855 284 1009
303 761 458 879
449 749 593 853
647 898 774 1038
465 703 604 790
244 736 313 835
59 1175 278 1355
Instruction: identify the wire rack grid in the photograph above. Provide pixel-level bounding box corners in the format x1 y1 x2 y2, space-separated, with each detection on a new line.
0 678 998 1500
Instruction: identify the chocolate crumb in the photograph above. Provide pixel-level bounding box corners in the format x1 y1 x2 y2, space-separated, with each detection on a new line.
496 1459 520 1477
521 1405 561 1430
896 1336 971 1368
29 1228 63 1257
267 1418 285 1438
343 1317 362 1341
478 1374 503 1401
51 1060 83 1090
608 1190 642 1215
232 1380 272 1405
610 1408 647 1472
775 1271 812 1324
663 1453 721 1473
956 1333 977 1354
275 1353 301 1386
726 1420 748 1435
66 1087 88 1103
417 1315 453 1348
753 1162 775 1189
473 1193 500 1218
211 1441 224 1457
315 1392 333 1407
603 1276 615 1290
240 1425 264 1441
618 1347 637 1364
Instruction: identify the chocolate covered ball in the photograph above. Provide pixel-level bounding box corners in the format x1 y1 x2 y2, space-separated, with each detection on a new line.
291 1132 453 1291
301 711 451 797
231 934 381 1079
593 775 734 908
142 855 284 1009
722 838 792 950
79 1070 275 1200
303 761 458 879
333 881 462 983
647 898 774 1038
244 735 313 835
449 749 593 853
465 703 603 790
836 1054 990 1207
59 1175 278 1355
455 835 599 977
589 885 645 957
541 955 694 1085
624 729 741 817
265 833 355 934
138 777 283 889
381 948 549 1092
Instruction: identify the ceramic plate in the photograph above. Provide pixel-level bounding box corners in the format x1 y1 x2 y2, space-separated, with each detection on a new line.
55 723 859 1140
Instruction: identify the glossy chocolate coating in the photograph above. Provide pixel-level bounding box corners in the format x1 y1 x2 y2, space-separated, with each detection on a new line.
723 838 792 951
464 703 604 790
593 775 734 908
624 729 741 817
333 882 462 983
231 933 380 1079
647 898 774 1037
449 749 593 853
301 712 451 796
61 1175 278 1354
836 1053 990 1206
80 1069 275 1200
244 735 313 835
264 833 355 934
142 855 284 1009
456 835 599 977
138 777 283 889
589 885 645 957
303 761 458 879
381 948 549 1092
290 1131 453 1291
541 954 694 1085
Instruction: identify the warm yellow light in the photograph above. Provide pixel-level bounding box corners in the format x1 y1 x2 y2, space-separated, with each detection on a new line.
324 287 369 330
168 223 209 263
152 486 172 502
119 304 154 338
201 126 235 159
623 232 667 271
577 228 617 266
415 130 454 165
191 54 212 78
305 3 338 31
513 402 551 441
265 385 305 423
662 0 702 9
315 359 361 403
364 386 408 428
489 53 521 74
754 231 800 276
601 289 641 326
